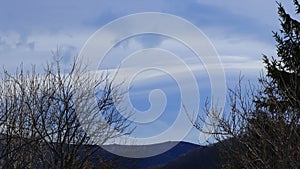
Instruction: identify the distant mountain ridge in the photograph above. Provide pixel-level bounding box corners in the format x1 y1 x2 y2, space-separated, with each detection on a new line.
88 141 221 169
94 141 200 169
155 143 220 169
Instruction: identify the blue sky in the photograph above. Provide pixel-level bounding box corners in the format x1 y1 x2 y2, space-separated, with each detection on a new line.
0 0 294 145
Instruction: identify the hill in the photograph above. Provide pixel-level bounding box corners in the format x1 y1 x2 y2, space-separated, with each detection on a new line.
86 141 222 169
90 141 200 168
155 143 220 169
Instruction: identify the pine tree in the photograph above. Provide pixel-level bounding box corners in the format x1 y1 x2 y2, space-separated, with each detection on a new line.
239 1 300 168
263 0 300 110
211 1 300 168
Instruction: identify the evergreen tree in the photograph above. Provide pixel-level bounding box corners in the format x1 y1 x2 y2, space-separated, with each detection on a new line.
232 1 300 168
250 1 300 168
197 1 300 168
263 0 300 110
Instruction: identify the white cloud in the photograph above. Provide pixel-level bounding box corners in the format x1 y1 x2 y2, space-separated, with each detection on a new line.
0 30 94 72
88 28 273 94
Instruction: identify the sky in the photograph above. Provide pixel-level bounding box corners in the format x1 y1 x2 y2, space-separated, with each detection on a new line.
0 0 295 145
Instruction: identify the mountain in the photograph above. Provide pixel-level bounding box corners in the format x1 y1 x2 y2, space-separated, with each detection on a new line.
87 141 222 169
155 143 220 169
89 141 201 169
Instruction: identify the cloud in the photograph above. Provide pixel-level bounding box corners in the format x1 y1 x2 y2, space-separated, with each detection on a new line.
0 0 284 145
89 26 273 95
196 0 278 25
0 0 277 73
0 0 171 33
0 30 95 73
0 32 35 51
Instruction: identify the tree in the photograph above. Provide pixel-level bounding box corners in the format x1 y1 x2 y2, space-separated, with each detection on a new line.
0 57 132 168
195 1 300 169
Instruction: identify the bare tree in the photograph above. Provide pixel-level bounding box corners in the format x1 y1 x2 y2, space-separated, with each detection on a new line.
194 75 300 169
0 58 132 168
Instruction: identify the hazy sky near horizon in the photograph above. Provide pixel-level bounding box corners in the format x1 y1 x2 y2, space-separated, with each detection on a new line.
0 0 295 144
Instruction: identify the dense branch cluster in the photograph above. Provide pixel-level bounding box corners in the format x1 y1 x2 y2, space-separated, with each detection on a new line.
0 59 131 168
